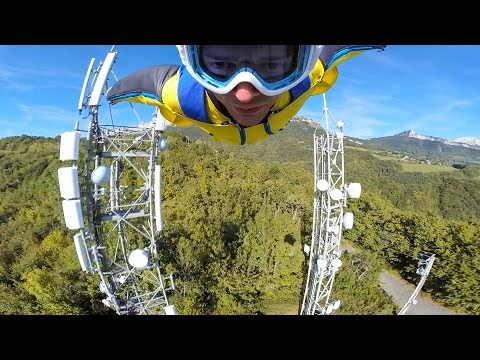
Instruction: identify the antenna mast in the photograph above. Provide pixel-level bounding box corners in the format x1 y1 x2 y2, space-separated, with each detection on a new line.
300 93 360 315
397 251 436 315
58 47 176 315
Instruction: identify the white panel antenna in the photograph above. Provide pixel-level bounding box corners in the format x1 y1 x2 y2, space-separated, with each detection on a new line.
73 232 93 272
78 58 95 112
88 51 117 107
58 167 80 199
59 131 81 161
62 199 85 230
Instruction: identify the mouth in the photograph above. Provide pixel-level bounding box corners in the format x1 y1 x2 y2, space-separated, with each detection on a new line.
233 105 264 114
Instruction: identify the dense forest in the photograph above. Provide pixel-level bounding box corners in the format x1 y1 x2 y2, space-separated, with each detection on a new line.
0 126 479 315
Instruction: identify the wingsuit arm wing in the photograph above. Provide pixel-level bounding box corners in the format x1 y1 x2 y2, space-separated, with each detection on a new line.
320 45 387 70
106 64 180 106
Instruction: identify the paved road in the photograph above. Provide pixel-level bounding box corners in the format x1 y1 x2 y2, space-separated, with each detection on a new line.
341 242 459 315
379 271 458 315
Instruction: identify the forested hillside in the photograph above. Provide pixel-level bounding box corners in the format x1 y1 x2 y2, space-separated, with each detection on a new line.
0 129 479 315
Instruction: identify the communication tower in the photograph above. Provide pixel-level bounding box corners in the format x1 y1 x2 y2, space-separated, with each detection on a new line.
58 47 176 315
397 251 436 315
300 93 361 315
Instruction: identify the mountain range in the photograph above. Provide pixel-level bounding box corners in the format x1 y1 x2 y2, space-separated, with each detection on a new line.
351 129 480 165
165 116 480 166
387 130 480 149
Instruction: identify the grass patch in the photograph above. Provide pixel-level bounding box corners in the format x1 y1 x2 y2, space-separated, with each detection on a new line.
264 302 299 315
400 163 458 173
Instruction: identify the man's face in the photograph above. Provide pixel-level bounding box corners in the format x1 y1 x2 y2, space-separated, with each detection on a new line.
200 45 294 127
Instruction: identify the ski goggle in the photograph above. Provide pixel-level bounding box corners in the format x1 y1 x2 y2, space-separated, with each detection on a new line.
177 45 323 96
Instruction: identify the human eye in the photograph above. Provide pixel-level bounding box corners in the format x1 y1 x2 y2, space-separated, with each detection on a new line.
204 60 236 78
257 61 287 79
264 62 282 72
211 61 233 71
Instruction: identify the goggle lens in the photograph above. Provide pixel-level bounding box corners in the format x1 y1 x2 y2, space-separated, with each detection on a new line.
197 45 300 83
186 45 312 94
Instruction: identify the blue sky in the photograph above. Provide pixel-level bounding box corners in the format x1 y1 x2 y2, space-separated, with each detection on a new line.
1 44 479 141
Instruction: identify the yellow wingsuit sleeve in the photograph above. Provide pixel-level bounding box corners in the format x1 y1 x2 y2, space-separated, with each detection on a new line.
310 49 365 95
159 72 195 127
311 66 338 95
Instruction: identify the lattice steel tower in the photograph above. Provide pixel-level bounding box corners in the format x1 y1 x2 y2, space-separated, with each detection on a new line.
398 251 436 315
300 93 361 315
58 47 176 315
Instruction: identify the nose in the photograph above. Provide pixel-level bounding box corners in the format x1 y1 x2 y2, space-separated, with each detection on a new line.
233 82 260 103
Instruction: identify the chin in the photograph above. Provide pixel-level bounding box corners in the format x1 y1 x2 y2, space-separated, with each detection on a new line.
234 111 269 127
235 118 264 127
